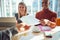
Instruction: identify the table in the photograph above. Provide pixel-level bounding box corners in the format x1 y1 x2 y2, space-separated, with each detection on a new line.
12 26 60 40
20 32 45 40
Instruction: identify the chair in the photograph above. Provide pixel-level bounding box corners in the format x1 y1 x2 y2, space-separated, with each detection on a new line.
56 18 60 26
0 17 16 30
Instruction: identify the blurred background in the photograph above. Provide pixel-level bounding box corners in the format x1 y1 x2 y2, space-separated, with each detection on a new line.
0 0 60 17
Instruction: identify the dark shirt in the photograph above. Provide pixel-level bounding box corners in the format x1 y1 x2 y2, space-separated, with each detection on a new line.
15 13 23 20
15 13 18 20
15 13 29 23
36 9 57 22
15 13 22 23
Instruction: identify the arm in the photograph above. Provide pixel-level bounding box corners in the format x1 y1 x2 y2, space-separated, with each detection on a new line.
47 21 56 29
49 13 57 28
40 19 56 29
40 13 57 29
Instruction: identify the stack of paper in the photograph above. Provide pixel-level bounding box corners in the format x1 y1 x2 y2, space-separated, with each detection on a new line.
20 14 40 25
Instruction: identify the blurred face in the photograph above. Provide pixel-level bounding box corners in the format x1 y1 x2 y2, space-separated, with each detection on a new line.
18 4 26 15
42 0 49 9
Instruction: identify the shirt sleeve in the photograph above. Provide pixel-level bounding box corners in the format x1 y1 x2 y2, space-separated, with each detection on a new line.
51 13 57 22
35 12 40 20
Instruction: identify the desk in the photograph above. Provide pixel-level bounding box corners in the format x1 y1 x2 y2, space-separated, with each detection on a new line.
12 26 60 40
20 32 45 40
12 31 45 40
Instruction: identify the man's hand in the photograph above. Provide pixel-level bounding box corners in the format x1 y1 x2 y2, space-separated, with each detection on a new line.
40 19 49 26
47 22 56 29
40 19 56 28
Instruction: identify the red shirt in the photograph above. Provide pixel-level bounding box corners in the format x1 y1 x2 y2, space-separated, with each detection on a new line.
36 9 57 22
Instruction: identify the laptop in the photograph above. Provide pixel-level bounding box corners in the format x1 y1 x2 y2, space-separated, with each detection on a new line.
0 17 16 30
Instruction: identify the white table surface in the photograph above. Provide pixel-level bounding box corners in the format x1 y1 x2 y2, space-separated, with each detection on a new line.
14 26 60 40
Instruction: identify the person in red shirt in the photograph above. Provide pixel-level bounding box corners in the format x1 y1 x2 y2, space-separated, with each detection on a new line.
35 0 57 28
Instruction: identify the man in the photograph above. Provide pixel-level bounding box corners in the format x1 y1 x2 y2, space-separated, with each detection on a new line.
36 0 57 28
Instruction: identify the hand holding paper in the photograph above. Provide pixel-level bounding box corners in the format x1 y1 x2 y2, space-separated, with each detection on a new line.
20 15 40 25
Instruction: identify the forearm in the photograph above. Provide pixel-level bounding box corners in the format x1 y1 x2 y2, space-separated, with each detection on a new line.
40 19 56 29
47 21 56 29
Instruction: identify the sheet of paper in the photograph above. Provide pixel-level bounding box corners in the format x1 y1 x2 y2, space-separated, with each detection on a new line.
20 14 40 25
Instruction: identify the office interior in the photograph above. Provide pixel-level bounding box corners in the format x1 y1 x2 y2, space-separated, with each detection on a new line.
0 0 60 40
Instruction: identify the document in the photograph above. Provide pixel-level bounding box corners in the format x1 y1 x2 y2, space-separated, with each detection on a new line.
20 14 40 25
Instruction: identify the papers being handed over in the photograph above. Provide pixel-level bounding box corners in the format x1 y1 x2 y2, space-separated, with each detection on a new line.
20 14 40 25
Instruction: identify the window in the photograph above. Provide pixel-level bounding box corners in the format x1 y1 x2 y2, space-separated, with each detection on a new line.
0 0 59 17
